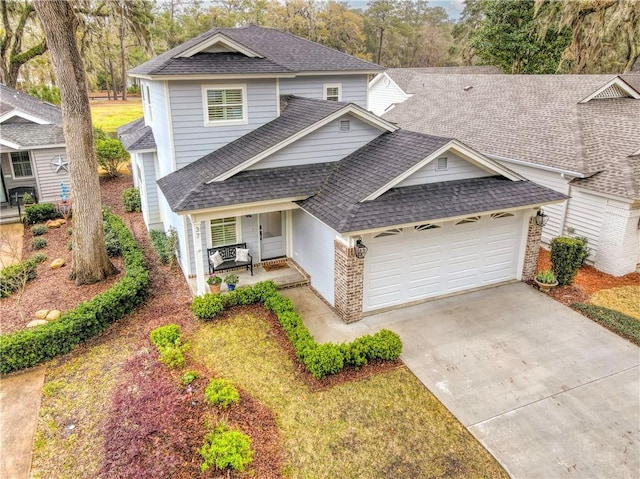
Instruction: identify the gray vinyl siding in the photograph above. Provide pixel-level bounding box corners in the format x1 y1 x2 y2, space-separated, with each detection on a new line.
1 152 38 201
396 152 492 188
563 189 606 258
240 215 260 261
169 79 278 168
247 115 382 170
136 152 161 227
280 75 369 109
144 80 173 179
368 75 409 116
499 162 570 243
14 147 69 203
292 208 336 305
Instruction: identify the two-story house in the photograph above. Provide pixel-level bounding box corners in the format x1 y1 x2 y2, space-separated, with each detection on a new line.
119 25 564 323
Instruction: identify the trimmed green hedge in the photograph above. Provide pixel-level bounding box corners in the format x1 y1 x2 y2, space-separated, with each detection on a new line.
550 236 588 286
25 203 60 225
0 212 149 374
191 281 403 379
572 303 640 346
0 253 46 298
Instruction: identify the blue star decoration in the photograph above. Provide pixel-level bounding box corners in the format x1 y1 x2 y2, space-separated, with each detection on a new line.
51 155 68 173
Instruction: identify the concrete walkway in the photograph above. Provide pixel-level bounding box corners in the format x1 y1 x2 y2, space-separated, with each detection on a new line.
0 367 46 479
283 283 640 478
0 223 23 268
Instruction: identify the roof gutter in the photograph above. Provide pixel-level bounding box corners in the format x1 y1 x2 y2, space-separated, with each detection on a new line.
487 153 587 178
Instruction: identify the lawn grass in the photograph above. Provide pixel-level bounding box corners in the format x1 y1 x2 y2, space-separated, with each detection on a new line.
590 285 640 321
30 333 134 479
90 100 142 133
190 311 508 478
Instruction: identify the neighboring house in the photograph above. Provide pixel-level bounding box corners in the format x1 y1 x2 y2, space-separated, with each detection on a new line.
373 70 640 276
119 25 564 322
0 84 70 210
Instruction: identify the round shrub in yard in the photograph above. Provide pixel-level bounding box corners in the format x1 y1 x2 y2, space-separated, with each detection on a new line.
200 424 253 473
205 378 240 408
31 237 47 250
30 224 47 236
122 187 141 213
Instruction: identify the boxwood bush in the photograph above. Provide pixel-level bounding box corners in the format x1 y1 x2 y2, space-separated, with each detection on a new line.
0 253 47 298
550 236 589 286
25 203 60 225
0 211 149 374
199 423 253 473
204 378 240 408
122 187 141 213
190 281 403 379
150 323 188 369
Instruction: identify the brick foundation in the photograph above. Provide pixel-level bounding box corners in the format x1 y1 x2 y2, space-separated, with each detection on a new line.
334 240 365 323
522 216 543 281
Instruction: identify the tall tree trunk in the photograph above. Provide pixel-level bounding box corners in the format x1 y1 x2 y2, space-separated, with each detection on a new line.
33 0 116 285
377 27 384 65
119 10 127 101
108 57 117 101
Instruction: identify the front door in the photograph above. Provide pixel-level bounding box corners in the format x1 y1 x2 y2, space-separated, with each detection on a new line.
259 211 286 260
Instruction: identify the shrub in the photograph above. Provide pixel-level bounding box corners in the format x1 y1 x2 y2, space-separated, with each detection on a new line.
181 370 199 385
150 324 181 348
0 211 149 374
122 187 141 213
189 281 403 379
550 237 589 286
30 237 47 250
204 378 240 408
103 219 122 257
96 137 129 177
199 424 253 473
191 294 225 320
0 254 45 298
158 344 188 368
572 303 640 346
25 203 59 225
30 224 47 236
149 228 178 265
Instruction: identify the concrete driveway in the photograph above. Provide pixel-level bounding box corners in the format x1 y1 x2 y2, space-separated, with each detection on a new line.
286 282 640 478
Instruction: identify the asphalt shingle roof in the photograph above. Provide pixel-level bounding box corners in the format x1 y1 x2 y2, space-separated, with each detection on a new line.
0 83 62 123
0 123 65 147
300 176 567 233
383 71 640 200
130 25 382 76
117 117 157 151
157 96 347 210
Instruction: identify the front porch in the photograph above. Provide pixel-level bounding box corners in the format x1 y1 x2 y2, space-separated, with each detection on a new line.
188 258 309 296
0 203 23 224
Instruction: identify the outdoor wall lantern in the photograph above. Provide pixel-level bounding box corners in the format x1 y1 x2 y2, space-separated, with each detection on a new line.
535 209 549 227
354 238 368 259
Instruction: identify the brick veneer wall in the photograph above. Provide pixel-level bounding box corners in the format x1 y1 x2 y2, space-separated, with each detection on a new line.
334 240 365 323
522 216 543 281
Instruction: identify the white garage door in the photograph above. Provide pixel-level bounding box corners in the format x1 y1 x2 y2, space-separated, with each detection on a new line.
363 212 524 311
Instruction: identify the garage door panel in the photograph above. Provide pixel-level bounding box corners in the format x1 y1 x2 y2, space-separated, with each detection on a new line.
363 213 524 311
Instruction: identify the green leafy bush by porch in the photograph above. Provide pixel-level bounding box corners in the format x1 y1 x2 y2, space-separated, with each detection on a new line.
25 203 59 225
190 281 403 379
199 423 253 473
550 236 589 285
0 253 46 298
572 303 640 346
0 211 149 374
122 187 141 213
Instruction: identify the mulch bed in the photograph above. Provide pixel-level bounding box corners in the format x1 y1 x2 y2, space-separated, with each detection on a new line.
536 248 640 306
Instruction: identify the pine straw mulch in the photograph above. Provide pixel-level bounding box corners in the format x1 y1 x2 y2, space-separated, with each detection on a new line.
535 248 640 306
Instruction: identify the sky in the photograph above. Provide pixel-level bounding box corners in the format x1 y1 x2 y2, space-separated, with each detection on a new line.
347 0 465 19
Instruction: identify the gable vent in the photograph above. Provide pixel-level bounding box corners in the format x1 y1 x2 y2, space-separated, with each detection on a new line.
593 84 629 100
374 228 403 238
436 157 448 171
339 120 351 132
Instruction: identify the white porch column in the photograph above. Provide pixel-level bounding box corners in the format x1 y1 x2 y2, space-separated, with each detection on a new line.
189 215 208 295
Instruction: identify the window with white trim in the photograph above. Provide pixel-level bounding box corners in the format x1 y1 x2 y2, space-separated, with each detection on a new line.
10 151 33 178
144 84 152 123
324 83 342 101
203 85 247 125
211 217 237 246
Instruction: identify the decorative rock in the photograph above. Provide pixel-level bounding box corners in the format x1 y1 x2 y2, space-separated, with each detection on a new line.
35 309 50 319
50 258 65 269
46 310 61 321
46 219 66 228
27 319 48 328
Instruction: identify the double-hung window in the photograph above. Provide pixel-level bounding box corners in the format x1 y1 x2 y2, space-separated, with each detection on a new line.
324 83 342 101
203 85 247 125
211 217 237 246
10 151 33 178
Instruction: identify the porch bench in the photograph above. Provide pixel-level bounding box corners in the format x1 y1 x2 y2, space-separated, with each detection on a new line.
207 243 253 276
8 186 37 207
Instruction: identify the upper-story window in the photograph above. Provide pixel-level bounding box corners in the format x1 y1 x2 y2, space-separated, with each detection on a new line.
10 151 33 178
202 84 248 126
324 83 342 101
143 84 152 123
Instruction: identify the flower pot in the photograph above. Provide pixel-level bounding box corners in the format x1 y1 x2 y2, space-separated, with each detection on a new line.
534 279 558 293
227 284 236 291
208 283 221 294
